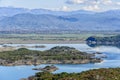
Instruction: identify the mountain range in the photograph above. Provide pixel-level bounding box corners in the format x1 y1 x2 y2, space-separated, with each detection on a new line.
0 7 120 33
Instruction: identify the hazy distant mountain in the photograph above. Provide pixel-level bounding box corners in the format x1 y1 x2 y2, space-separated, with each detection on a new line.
0 7 94 17
0 7 120 33
0 7 29 17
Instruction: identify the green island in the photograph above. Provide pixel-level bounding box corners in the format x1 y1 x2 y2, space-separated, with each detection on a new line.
24 68 120 80
86 35 120 47
0 46 102 66
32 65 59 72
86 35 120 44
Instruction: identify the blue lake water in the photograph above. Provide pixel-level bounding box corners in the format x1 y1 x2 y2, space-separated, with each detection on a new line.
0 44 120 80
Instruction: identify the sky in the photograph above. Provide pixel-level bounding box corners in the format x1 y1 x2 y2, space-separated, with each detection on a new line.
0 0 120 12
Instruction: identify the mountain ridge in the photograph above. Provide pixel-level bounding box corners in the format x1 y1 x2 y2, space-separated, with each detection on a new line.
0 7 120 33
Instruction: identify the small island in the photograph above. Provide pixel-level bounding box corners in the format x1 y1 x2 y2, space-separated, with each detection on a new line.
0 46 102 66
33 65 59 72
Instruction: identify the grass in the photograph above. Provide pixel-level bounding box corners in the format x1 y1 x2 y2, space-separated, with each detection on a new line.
0 32 119 44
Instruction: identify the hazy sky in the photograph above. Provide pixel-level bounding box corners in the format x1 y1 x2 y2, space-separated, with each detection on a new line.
0 0 120 11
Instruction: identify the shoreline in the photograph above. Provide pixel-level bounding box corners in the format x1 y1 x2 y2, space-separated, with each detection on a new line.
0 40 85 44
0 59 103 66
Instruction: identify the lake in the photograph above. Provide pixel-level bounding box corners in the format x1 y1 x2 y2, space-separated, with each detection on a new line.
0 44 120 80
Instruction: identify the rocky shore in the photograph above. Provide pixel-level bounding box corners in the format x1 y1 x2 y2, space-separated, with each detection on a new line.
32 65 59 72
0 58 102 66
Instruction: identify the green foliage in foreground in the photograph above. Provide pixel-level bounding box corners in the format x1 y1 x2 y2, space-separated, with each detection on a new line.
0 46 93 61
28 68 120 80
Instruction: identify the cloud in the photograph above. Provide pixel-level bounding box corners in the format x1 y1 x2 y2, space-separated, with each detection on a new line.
61 6 70 11
48 6 71 11
66 0 120 11
83 4 100 11
66 0 114 5
66 0 85 4
102 0 112 5
66 0 120 6
116 2 120 5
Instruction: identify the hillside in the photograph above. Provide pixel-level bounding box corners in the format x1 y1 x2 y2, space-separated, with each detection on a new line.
0 7 120 33
27 68 120 80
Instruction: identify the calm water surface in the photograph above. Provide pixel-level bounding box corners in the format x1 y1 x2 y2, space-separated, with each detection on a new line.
0 44 120 80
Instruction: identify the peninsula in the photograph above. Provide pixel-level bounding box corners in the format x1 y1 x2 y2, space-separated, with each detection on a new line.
86 35 120 47
25 68 120 80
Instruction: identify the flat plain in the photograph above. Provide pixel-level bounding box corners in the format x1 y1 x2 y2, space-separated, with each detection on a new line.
0 32 119 44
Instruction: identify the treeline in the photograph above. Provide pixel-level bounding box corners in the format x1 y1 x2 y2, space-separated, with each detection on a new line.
86 35 120 43
86 35 120 47
27 68 120 80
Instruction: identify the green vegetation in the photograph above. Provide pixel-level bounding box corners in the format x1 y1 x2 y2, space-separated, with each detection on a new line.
86 35 120 47
0 46 89 61
0 46 101 66
32 65 59 72
28 68 120 80
87 35 120 42
0 32 117 44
